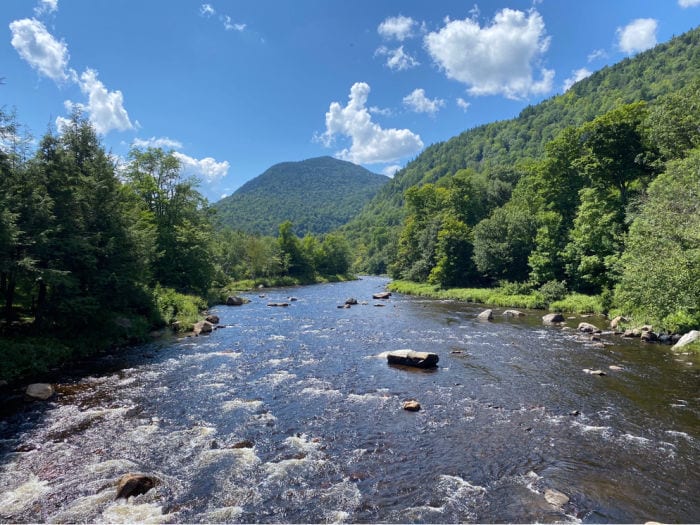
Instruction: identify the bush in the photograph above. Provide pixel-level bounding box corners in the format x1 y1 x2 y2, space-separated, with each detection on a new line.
550 293 605 314
662 310 700 334
152 286 207 332
538 280 568 305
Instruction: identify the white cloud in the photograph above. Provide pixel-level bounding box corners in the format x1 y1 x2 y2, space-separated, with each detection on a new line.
222 15 246 31
456 97 471 111
403 88 445 115
382 165 402 177
375 45 419 71
378 15 417 41
200 4 215 17
616 18 658 54
132 136 184 150
563 68 592 91
587 48 608 62
679 0 700 7
74 69 133 134
369 106 393 117
424 8 554 99
173 152 230 182
9 18 72 83
34 0 58 16
319 82 424 164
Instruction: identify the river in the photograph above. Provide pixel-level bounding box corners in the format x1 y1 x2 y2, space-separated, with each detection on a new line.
0 276 698 523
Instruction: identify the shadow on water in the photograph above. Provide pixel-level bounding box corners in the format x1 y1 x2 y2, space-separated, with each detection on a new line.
0 276 698 523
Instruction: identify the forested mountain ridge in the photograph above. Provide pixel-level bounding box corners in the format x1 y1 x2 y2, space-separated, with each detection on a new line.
343 27 700 274
213 156 388 236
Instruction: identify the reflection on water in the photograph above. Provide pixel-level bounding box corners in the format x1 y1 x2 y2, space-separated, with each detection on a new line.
0 276 698 523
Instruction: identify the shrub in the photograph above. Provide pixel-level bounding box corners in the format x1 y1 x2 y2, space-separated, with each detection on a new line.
538 280 568 305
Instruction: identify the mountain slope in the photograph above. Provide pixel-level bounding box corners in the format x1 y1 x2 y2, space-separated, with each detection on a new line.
213 156 388 236
342 27 700 272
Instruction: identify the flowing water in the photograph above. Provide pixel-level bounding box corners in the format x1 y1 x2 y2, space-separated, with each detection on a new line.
0 276 698 523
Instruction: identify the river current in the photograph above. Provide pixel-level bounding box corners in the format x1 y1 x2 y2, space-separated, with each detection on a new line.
0 276 698 523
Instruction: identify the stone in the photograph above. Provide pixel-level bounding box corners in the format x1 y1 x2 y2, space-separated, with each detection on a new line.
226 296 245 306
610 315 628 329
205 314 220 325
477 309 493 321
578 322 601 334
288 297 298 302
403 400 421 412
230 439 254 449
503 310 525 317
116 473 158 500
345 298 358 305
672 330 700 350
609 365 624 371
640 330 658 343
372 292 392 300
26 383 54 400
583 368 606 376
387 349 439 369
542 313 565 324
544 488 569 507
622 329 640 338
193 321 214 335
267 302 289 307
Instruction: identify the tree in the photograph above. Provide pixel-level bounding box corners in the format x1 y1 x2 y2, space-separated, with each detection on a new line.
428 216 476 287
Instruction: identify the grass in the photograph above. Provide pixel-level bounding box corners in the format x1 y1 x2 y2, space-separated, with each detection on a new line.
388 280 605 314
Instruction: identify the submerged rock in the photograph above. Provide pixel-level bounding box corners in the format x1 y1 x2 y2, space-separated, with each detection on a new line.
116 473 158 500
542 313 565 325
503 309 525 317
25 383 54 400
345 298 358 305
387 349 439 369
267 302 289 307
477 309 493 321
544 488 569 507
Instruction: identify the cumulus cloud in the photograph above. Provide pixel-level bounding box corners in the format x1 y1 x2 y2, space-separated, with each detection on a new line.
424 8 554 99
616 18 658 54
73 69 133 134
173 152 230 182
456 97 471 111
132 136 184 150
200 4 215 17
223 15 246 31
34 0 58 16
382 164 402 177
375 45 419 71
9 18 73 83
378 15 417 41
563 68 592 91
403 88 445 115
319 82 424 164
679 0 700 6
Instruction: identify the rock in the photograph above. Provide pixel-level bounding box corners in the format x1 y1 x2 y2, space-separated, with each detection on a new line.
267 302 289 307
583 368 606 376
374 304 385 307
672 330 700 350
640 330 658 342
116 473 158 500
226 296 245 306
387 349 439 369
658 333 672 344
609 365 624 371
373 292 392 300
503 310 525 317
622 329 640 338
25 383 54 400
193 321 214 335
171 321 181 331
231 439 254 449
288 297 298 302
544 488 569 507
477 309 493 321
610 315 628 329
542 313 565 325
205 314 220 325
578 322 601 334
345 298 358 305
403 400 421 412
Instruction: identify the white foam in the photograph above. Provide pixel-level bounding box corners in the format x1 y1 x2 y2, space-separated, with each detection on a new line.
100 502 174 524
222 399 264 412
263 458 327 481
622 433 652 445
269 335 287 341
260 371 296 386
88 458 140 475
0 475 50 515
300 387 342 399
205 506 244 522
198 446 261 469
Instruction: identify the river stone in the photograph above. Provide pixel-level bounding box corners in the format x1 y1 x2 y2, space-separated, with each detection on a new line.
672 330 699 350
345 297 358 305
610 315 628 329
544 488 569 507
578 322 601 333
193 321 214 335
205 314 220 325
226 296 245 306
641 330 658 342
116 473 158 500
403 400 421 412
373 292 392 300
26 383 54 400
583 368 606 376
503 309 525 317
267 302 289 307
542 313 565 324
387 349 439 369
477 309 493 321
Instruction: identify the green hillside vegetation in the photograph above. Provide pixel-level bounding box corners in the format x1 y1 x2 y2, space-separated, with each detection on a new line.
344 27 700 275
214 156 388 236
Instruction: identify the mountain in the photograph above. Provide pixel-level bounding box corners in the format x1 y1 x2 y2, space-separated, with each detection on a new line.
213 156 389 236
342 27 700 273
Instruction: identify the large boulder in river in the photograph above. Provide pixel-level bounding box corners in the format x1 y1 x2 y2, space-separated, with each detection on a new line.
26 383 54 400
373 292 392 300
116 473 158 500
205 314 220 325
477 309 493 321
387 349 439 369
226 296 245 306
542 313 565 325
578 322 601 334
193 321 214 335
672 330 700 350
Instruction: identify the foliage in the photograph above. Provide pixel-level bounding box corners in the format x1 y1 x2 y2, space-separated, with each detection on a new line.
214 156 388 236
152 285 208 332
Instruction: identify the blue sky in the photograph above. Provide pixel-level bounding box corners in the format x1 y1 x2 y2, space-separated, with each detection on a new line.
3 0 699 202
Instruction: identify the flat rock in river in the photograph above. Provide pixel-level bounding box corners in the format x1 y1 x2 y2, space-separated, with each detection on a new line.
387 349 439 369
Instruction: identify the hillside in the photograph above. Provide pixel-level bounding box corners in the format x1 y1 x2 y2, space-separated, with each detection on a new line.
343 27 700 273
213 156 388 236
